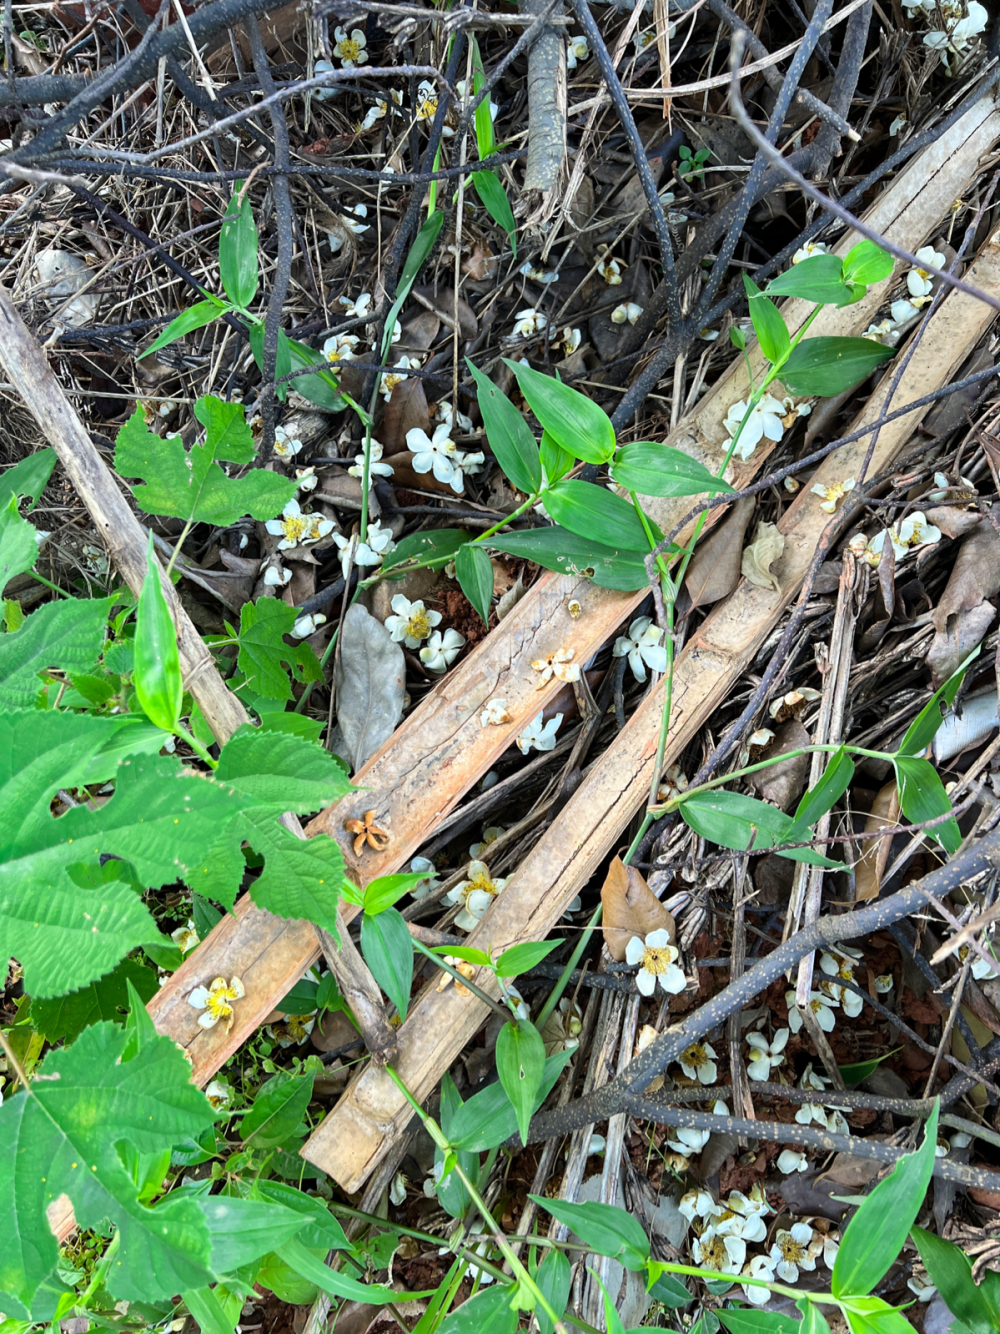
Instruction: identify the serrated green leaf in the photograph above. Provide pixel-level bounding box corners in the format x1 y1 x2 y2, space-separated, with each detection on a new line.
29 956 158 1043
506 361 616 465
610 442 735 500
218 188 259 309
0 497 41 591
0 1021 216 1314
0 594 114 708
361 907 414 1018
456 543 494 624
779 336 895 397
248 820 350 935
466 360 540 494
115 400 295 525
0 448 57 513
236 598 323 702
216 726 353 814
488 526 650 590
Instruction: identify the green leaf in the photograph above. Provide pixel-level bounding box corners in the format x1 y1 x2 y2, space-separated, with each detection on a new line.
540 431 574 483
912 1226 1000 1334
0 711 243 996
363 872 430 916
765 254 855 306
744 274 790 364
183 1286 238 1334
529 1197 649 1271
361 907 414 1018
0 1021 216 1315
273 1237 399 1306
610 442 735 500
245 1181 352 1251
435 1073 478 1221
115 400 296 525
786 748 855 842
496 1019 546 1145
472 171 517 250
779 337 895 397
257 710 325 743
796 1301 833 1334
0 496 41 592
450 1049 572 1151
717 1314 801 1334
237 598 323 702
139 300 226 361
839 1047 902 1085
894 755 960 854
495 939 561 976
247 326 295 405
219 187 259 309
840 1296 918 1334
383 526 471 573
645 1270 691 1308
433 945 493 967
435 1285 519 1334
466 360 540 494
898 647 979 757
285 338 347 414
0 593 114 708
679 789 841 867
544 480 654 552
256 1252 319 1304
842 241 894 287
192 892 222 940
216 726 352 814
832 1101 939 1299
591 1270 631 1334
0 448 56 513
242 1072 314 1149
506 361 616 465
534 1248 571 1334
134 534 182 732
382 212 445 359
29 956 158 1043
456 543 494 624
204 1195 307 1274
488 526 649 591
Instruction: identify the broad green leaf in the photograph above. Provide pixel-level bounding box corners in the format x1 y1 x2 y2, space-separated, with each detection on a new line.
273 1237 400 1305
842 240 894 287
786 748 855 841
765 254 855 306
472 171 517 250
277 977 319 1014
717 1313 801 1334
361 907 414 1018
898 647 979 757
610 442 735 500
0 448 57 513
247 326 296 405
249 822 355 928
540 431 574 483
796 1301 833 1334
840 1296 918 1334
0 1021 216 1315
256 1252 320 1304
285 338 347 413
191 395 257 462
544 480 655 552
216 726 352 813
436 1072 478 1221
779 337 895 397
495 939 561 976
433 945 493 967
529 1197 649 1271
134 535 182 732
363 872 430 916
382 211 445 359
29 955 158 1043
488 526 649 591
0 593 114 708
496 1019 546 1144
237 598 323 702
245 1181 352 1251
204 1195 306 1274
534 1247 571 1334
912 1226 1000 1334
645 1269 691 1308
0 497 41 591
383 527 471 572
183 1286 238 1334
435 1284 519 1334
0 711 243 996
115 402 295 526
832 1102 939 1299
256 710 325 743
744 274 790 364
450 1049 572 1151
839 1046 902 1084
894 755 960 854
507 361 616 465
466 359 541 493
219 188 259 309
679 789 841 868
456 543 494 624
242 1071 314 1149
139 300 226 360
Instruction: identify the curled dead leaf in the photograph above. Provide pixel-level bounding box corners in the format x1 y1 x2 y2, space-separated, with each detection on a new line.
854 780 899 902
741 522 785 593
747 719 811 811
601 856 675 962
684 496 755 610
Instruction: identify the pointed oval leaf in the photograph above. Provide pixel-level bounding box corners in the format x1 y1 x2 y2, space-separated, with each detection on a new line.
134 534 182 732
611 442 735 499
496 1019 546 1145
779 336 895 397
455 543 494 624
219 188 259 309
544 480 654 551
466 360 540 493
360 907 414 1019
506 361 615 465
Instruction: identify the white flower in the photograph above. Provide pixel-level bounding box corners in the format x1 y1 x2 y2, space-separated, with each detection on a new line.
633 28 661 52
678 1041 718 1085
777 1148 809 1174
566 35 590 67
329 233 344 254
819 951 863 1017
799 1062 830 1093
342 204 370 236
385 594 441 647
890 297 924 325
866 511 942 563
907 1273 937 1301
480 698 511 727
553 326 581 357
811 476 856 514
717 1187 769 1244
875 973 894 993
679 1189 720 1224
588 1134 606 1154
889 114 907 136
692 1229 746 1275
322 332 360 364
612 616 667 682
295 466 318 493
435 400 473 433
415 80 454 135
171 919 199 954
361 90 402 130
518 262 560 285
657 765 689 803
532 647 580 686
505 984 530 1022
625 929 686 996
407 423 466 493
291 612 326 639
205 1078 232 1110
970 947 998 979
266 499 335 550
420 627 465 673
699 327 720 341
665 1125 712 1155
348 438 394 487
611 302 644 325
456 80 498 123
273 425 303 459
541 997 583 1054
313 58 338 100
745 1028 789 1081
770 1223 816 1283
907 246 945 297
331 519 395 578
924 1 988 64
409 855 439 898
333 26 367 67
187 976 245 1031
266 1013 316 1047
262 562 290 587
453 448 485 481
723 394 786 460
379 356 421 401
389 1171 407 1205
741 1254 776 1305
512 307 547 338
444 859 507 930
338 291 373 319
795 1102 830 1127
792 240 830 264
517 711 563 753
786 988 838 1033
470 826 505 859
599 255 625 286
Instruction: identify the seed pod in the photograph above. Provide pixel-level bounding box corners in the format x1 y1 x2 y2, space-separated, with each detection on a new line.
134 533 182 731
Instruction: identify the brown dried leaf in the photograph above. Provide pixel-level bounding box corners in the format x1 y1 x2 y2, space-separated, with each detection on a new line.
462 241 498 283
924 508 984 541
412 286 478 341
855 780 899 902
747 720 811 812
684 497 754 609
380 377 431 455
927 601 997 686
397 310 441 353
741 522 785 593
931 503 1000 628
601 856 675 962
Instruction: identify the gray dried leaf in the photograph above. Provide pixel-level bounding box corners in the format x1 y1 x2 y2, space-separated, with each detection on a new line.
496 574 526 621
36 250 98 328
741 522 785 592
335 604 406 770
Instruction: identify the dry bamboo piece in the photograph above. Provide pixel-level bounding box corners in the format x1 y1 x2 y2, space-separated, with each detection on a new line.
146 94 1000 1089
302 217 1000 1190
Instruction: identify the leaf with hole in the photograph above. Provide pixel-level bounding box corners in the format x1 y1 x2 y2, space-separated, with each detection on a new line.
496 1019 546 1144
488 526 650 590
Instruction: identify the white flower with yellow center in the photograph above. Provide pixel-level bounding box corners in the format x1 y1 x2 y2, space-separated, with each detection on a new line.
379 356 421 401
717 1187 769 1243
532 647 580 686
512 307 547 339
566 35 590 67
745 1028 789 1081
518 262 560 285
295 466 318 493
470 826 505 859
692 1229 746 1275
385 594 441 648
333 26 367 67
266 1013 317 1047
273 425 303 459
770 1223 816 1283
907 245 945 297
876 973 894 993
657 764 689 803
679 1189 720 1225
678 1041 718 1086
505 984 530 1022
613 616 667 682
819 950 863 1017
322 332 360 364
517 711 563 754
436 400 473 432
924 1 988 65
444 859 508 930
347 439 394 486
599 255 625 286
480 698 511 727
409 855 439 898
553 325 581 356
625 928 686 996
266 499 335 550
634 28 657 51
338 291 373 319
420 627 466 673
407 423 465 492
313 58 338 100
786 987 838 1033
415 79 455 135
811 476 855 514
792 239 830 264
205 1078 232 1110
361 90 402 131
611 302 644 325
724 395 786 460
187 976 245 1031
867 511 942 563
171 919 199 954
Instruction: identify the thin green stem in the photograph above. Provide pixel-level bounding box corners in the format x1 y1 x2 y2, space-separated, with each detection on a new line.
74 1231 121 1314
164 519 195 578
410 938 511 1021
173 721 218 768
535 899 602 1031
471 493 541 545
